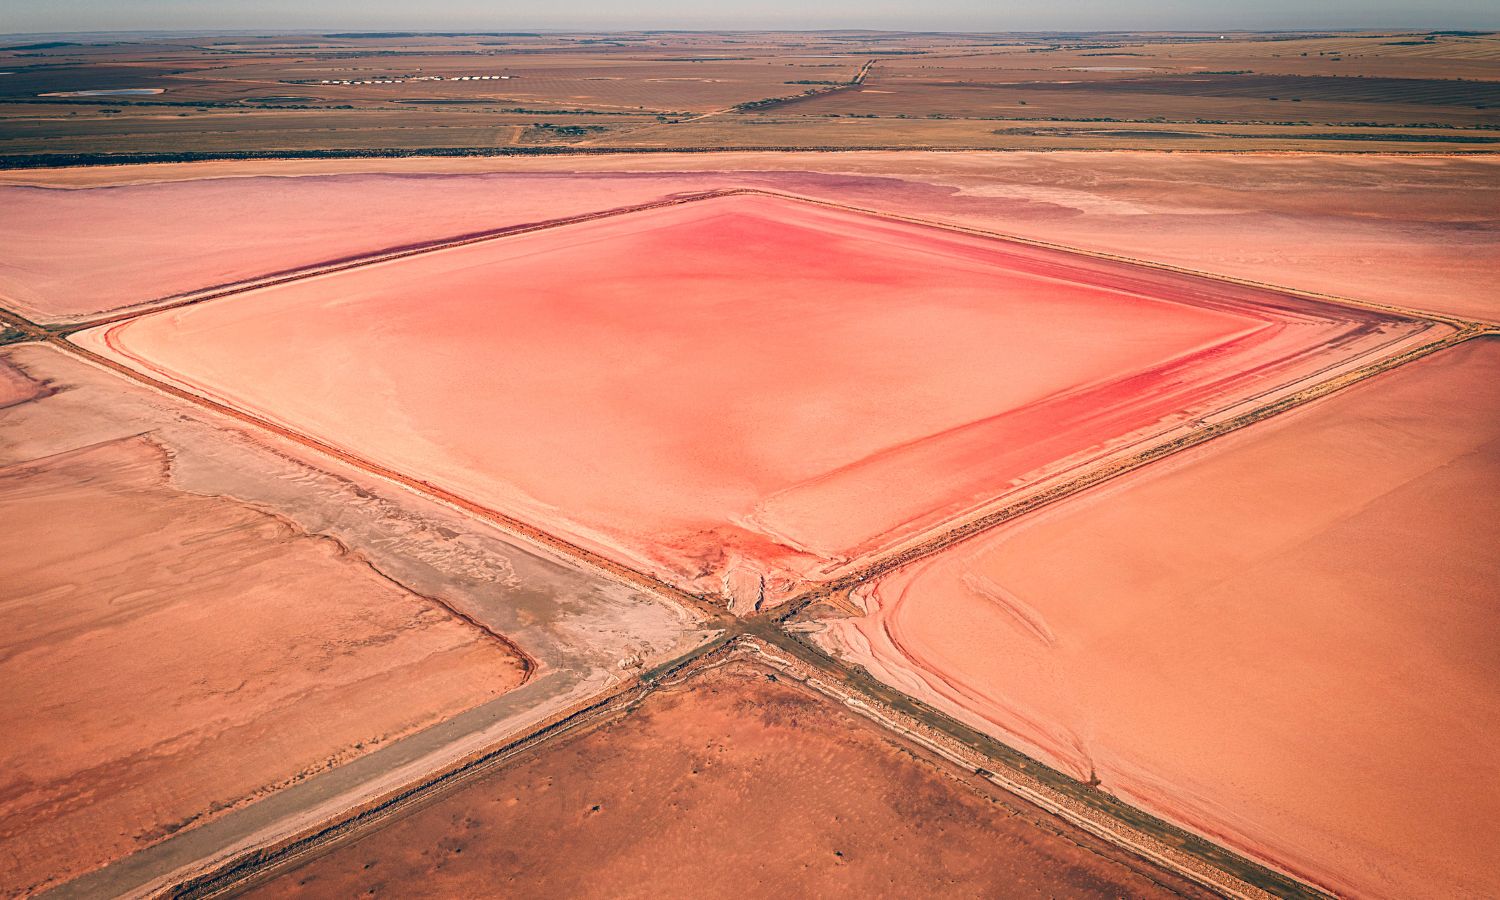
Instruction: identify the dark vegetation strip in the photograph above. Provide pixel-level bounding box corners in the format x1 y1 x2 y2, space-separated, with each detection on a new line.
991 128 1500 143
0 147 872 169
732 58 877 112
1015 74 1500 106
8 140 1500 170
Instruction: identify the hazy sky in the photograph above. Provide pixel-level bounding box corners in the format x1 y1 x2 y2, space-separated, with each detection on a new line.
5 0 1497 36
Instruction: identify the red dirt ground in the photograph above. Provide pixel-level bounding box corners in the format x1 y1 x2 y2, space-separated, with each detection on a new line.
818 337 1500 899
78 193 1431 605
244 663 1214 899
0 431 529 895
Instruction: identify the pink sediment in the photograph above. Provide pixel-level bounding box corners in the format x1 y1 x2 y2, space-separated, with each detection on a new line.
820 338 1500 899
0 173 743 323
78 193 1435 603
6 156 1497 326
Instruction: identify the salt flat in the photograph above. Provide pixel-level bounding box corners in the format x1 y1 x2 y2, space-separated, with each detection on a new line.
76 192 1433 607
816 336 1500 899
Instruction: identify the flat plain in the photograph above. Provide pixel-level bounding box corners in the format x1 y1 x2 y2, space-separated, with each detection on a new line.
0 342 709 898
0 171 728 323
4 152 1497 325
0 353 518 894
3 30 1498 160
1 24 1496 900
814 336 1500 898
241 661 1215 899
74 191 1439 608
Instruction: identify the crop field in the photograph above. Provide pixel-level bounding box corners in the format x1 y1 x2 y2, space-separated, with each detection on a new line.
1 25 1497 900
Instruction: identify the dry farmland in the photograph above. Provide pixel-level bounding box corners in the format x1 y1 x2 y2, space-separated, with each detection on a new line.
2 29 1498 161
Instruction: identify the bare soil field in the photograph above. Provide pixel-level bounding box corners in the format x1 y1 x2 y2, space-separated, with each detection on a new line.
0 343 709 898
813 336 1500 899
243 662 1213 899
0 390 528 895
75 192 1436 609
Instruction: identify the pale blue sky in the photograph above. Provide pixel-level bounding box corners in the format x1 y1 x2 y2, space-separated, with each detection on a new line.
5 0 1496 36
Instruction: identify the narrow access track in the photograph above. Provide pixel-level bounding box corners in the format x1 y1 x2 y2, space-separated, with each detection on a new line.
574 58 878 147
5 186 1493 900
152 632 1322 900
30 188 1484 622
